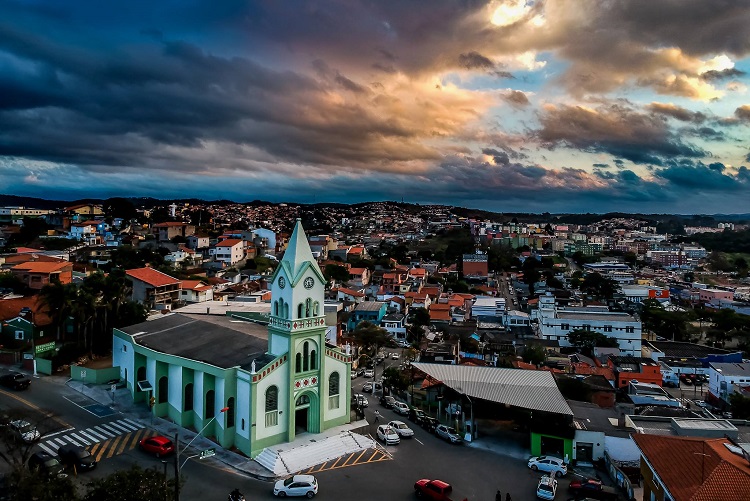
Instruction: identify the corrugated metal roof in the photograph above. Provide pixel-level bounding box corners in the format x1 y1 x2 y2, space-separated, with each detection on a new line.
412 363 573 415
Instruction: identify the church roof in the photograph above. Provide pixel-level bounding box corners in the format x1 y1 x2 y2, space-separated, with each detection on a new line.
273 219 326 286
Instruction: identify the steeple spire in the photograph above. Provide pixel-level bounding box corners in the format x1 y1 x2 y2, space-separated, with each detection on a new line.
282 219 319 277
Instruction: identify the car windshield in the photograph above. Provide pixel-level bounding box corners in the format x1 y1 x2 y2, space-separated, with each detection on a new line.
161 441 173 448
394 423 407 429
43 458 59 467
19 424 34 433
539 485 553 493
77 449 92 458
445 427 457 434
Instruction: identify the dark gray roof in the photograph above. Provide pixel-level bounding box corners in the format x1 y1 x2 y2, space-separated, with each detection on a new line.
646 340 732 359
122 313 270 371
412 363 573 416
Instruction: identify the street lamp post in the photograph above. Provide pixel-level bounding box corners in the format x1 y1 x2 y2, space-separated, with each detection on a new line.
174 406 229 501
20 307 37 376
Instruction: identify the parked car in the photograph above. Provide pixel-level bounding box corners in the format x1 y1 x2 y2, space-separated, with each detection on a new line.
528 456 567 477
354 394 369 408
391 353 399 360
435 424 462 444
376 424 400 445
139 435 175 457
408 408 426 424
362 382 373 393
58 444 97 472
421 416 439 433
364 369 374 378
9 420 40 444
350 371 358 380
413 479 456 501
387 420 414 438
0 372 31 390
536 475 557 500
392 401 410 416
273 474 318 498
380 395 396 408
567 478 617 500
28 452 67 479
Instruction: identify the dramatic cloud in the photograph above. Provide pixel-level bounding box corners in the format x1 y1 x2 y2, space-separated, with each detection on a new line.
1 0 749 212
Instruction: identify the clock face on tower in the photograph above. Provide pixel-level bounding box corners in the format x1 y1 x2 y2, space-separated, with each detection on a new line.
304 277 314 289
278 276 286 288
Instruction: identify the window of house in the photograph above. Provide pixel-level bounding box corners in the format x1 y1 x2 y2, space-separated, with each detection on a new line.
582 324 591 331
329 372 340 410
603 325 612 332
158 376 168 404
626 326 635 333
265 386 279 427
184 383 194 411
560 324 569 331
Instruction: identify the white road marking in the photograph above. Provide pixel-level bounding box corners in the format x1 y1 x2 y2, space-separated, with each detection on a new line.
415 438 424 445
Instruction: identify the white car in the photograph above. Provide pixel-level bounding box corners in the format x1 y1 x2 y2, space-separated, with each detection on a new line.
528 456 567 477
387 420 414 438
392 401 410 415
376 424 400 445
391 353 399 360
273 474 318 498
9 420 40 444
435 424 462 444
363 369 374 378
536 475 557 500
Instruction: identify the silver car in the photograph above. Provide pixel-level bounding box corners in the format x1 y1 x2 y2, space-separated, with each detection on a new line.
527 456 567 477
387 420 414 438
435 424 462 444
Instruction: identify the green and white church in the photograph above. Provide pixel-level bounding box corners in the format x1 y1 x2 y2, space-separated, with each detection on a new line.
113 220 352 457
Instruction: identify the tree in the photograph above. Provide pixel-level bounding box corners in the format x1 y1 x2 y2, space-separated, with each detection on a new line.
350 321 391 356
567 329 619 356
382 366 409 392
521 344 546 365
580 272 618 300
84 465 176 501
38 280 77 341
729 393 750 419
5 468 78 501
0 271 26 293
324 264 350 284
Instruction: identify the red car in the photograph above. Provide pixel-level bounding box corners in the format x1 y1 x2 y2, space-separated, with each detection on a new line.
568 478 617 500
139 435 175 457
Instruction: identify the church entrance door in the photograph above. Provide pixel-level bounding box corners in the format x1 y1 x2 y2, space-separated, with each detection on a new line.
295 393 312 434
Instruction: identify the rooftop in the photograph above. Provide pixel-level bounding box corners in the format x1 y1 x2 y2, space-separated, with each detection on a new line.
556 311 636 322
709 362 750 377
121 313 270 371
11 261 71 273
647 340 732 359
126 267 180 288
353 301 386 312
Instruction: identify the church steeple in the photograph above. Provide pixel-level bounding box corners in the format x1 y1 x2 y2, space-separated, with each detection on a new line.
281 219 320 278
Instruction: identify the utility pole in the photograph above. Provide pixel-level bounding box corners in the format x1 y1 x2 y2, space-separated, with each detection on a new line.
174 432 180 501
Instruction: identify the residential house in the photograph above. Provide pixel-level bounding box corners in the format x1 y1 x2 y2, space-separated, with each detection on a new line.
126 267 181 311
210 239 245 265
65 203 103 217
429 303 452 324
179 280 214 303
153 222 196 242
333 287 365 303
633 434 750 501
186 233 210 250
381 272 405 294
406 292 431 310
165 246 202 268
348 267 370 287
608 356 662 389
11 260 73 289
707 362 750 411
347 301 387 331
69 220 100 243
380 313 407 343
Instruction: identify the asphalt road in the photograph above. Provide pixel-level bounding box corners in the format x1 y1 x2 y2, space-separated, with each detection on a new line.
2 363 547 501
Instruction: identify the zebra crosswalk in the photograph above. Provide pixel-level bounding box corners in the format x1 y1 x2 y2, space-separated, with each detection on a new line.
37 418 145 458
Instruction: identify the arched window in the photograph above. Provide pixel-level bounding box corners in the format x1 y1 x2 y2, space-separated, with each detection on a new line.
328 372 340 409
273 301 278 316
136 366 146 384
313 302 320 316
303 342 310 372
283 302 289 318
298 303 304 318
310 349 317 371
206 390 215 419
158 376 168 404
295 353 302 373
226 397 235 428
265 386 279 427
184 383 194 411
305 298 312 317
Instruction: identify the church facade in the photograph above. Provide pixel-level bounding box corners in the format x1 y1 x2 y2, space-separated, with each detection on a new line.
112 220 352 457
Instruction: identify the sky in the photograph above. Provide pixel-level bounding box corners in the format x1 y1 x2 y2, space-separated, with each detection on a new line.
1 0 750 214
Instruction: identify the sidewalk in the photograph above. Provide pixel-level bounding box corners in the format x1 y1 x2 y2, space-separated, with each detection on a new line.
45 373 277 481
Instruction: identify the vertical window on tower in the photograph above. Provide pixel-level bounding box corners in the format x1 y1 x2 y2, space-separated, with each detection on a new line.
273 301 278 316
305 298 312 317
298 303 304 319
313 302 320 316
303 342 310 371
265 386 278 427
329 372 340 410
295 353 302 373
310 349 317 371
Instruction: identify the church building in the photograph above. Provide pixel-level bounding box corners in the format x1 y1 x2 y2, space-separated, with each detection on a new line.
112 220 352 457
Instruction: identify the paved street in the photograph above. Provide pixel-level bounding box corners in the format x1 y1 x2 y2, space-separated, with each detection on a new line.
2 363 553 500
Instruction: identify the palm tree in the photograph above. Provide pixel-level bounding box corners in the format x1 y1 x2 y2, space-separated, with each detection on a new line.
37 280 75 342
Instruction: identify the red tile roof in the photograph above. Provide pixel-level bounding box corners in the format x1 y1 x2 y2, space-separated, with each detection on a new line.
633 435 750 501
12 247 43 254
349 267 367 275
333 287 365 298
12 261 72 274
126 268 180 287
180 280 212 291
153 222 190 227
0 297 52 326
215 238 243 247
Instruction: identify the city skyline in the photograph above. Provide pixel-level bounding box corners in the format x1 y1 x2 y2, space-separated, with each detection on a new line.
2 1 749 213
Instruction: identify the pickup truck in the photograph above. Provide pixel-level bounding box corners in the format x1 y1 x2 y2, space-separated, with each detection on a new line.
414 479 464 501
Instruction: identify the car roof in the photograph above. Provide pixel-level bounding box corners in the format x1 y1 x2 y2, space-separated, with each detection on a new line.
292 474 316 482
538 476 557 486
31 451 53 460
150 435 172 443
389 420 406 425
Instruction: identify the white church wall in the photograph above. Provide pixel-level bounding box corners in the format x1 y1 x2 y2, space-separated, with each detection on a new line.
254 365 288 441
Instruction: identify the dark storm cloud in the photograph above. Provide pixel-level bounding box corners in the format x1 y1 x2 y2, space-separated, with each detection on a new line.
502 90 530 107
481 148 510 165
680 126 724 140
736 105 750 121
592 163 609 168
537 103 707 165
654 160 748 190
458 51 495 70
647 103 706 123
701 68 745 81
